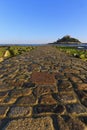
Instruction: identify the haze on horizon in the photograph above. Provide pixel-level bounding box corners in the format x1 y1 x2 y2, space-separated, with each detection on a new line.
0 0 87 44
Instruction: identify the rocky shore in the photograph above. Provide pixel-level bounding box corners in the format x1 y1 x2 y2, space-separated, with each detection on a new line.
0 46 87 130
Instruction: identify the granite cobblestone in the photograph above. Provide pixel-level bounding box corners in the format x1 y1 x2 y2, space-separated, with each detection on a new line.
0 46 87 129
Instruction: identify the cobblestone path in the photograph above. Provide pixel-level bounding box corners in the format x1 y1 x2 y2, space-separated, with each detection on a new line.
0 46 87 130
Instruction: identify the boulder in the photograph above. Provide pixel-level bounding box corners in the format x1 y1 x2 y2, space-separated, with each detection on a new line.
4 50 11 58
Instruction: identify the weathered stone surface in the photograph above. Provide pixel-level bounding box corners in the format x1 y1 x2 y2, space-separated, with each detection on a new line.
59 92 77 104
58 80 73 92
0 97 17 105
11 80 25 89
53 105 65 114
57 116 69 130
0 85 14 92
82 98 87 107
31 72 56 85
22 82 35 88
66 103 87 114
39 94 57 105
0 91 8 102
33 85 57 97
8 106 32 118
6 117 54 130
10 88 32 98
0 106 9 118
79 116 87 125
77 83 87 90
0 46 87 129
33 105 54 114
70 76 82 83
76 90 86 99
16 94 37 106
33 104 65 114
28 63 41 72
67 118 86 130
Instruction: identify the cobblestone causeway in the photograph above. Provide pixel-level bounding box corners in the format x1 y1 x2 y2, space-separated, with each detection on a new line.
0 46 87 130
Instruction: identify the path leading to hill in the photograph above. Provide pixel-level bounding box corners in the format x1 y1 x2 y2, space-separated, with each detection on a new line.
0 46 87 130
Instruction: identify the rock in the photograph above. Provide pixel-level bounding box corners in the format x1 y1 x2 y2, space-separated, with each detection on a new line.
16 94 37 106
66 103 87 114
67 118 86 130
33 85 57 97
39 94 57 105
8 106 32 118
4 50 11 58
5 117 54 130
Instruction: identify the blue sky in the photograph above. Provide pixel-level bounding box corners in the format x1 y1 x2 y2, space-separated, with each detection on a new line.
0 0 87 44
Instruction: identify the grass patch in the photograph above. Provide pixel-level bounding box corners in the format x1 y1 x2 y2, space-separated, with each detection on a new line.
56 46 87 61
0 46 35 58
9 46 35 56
